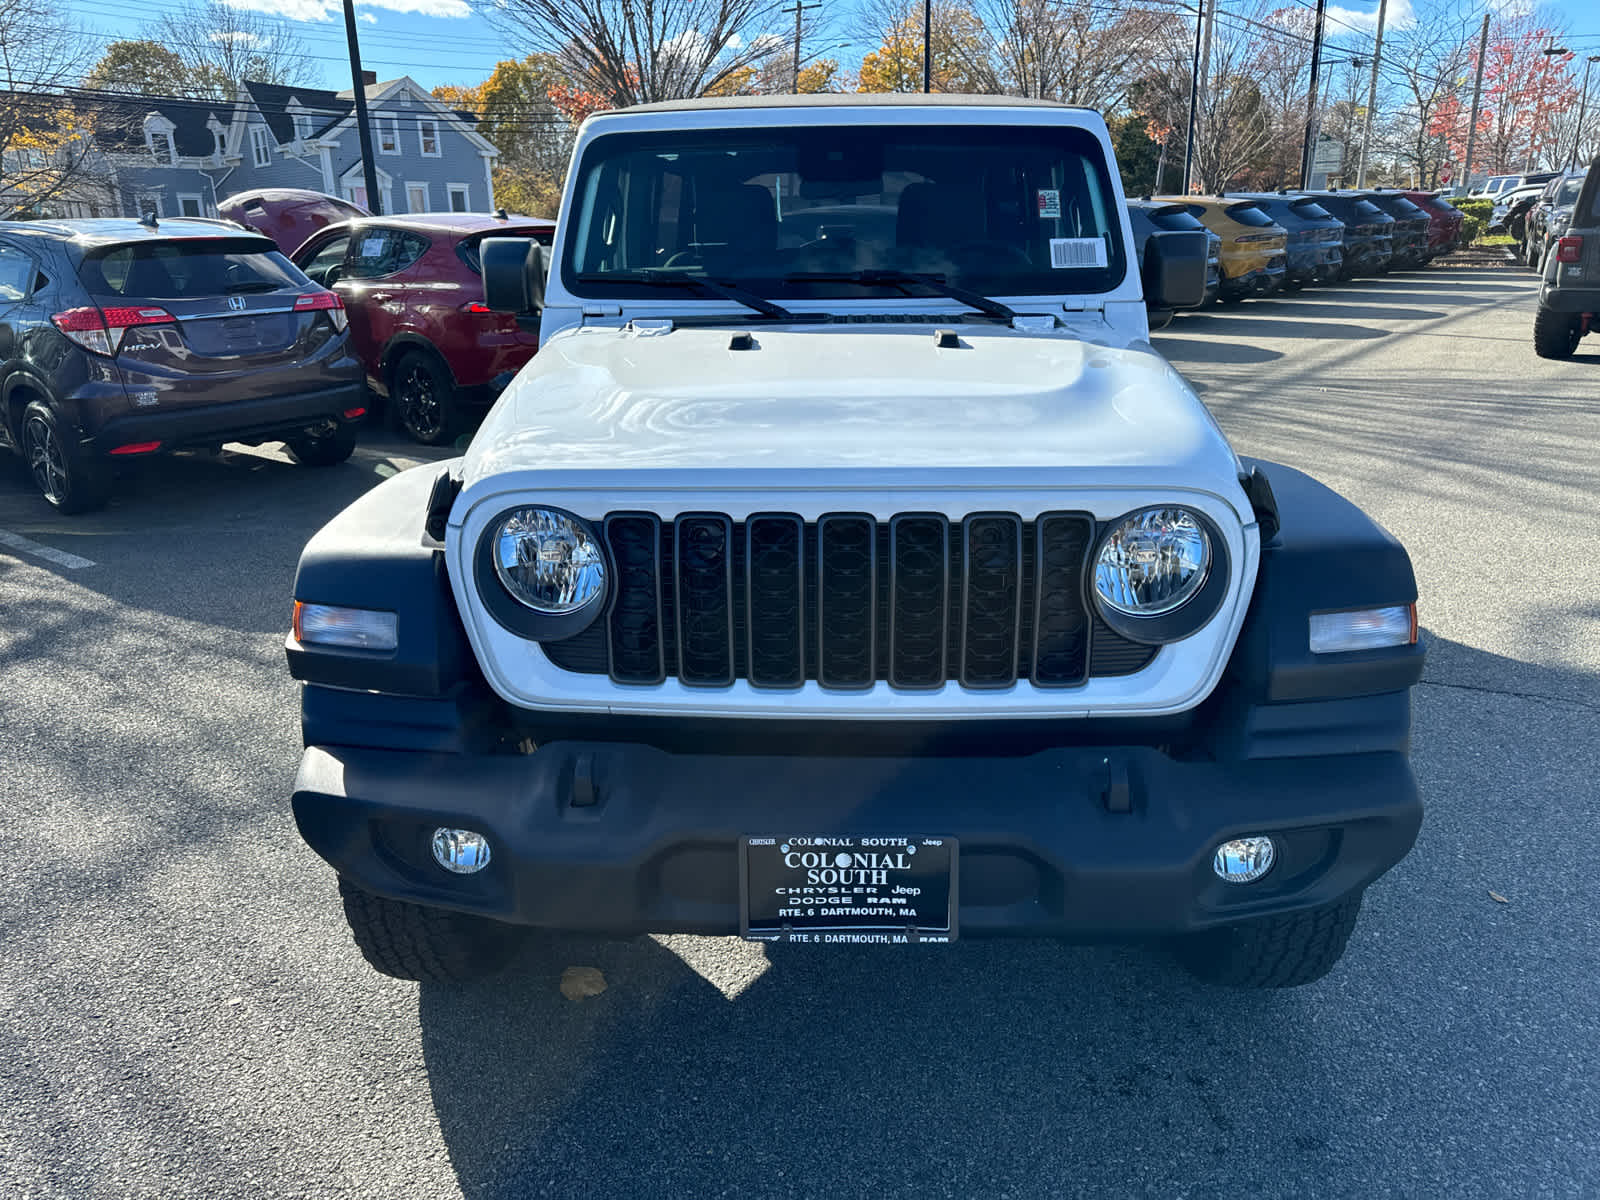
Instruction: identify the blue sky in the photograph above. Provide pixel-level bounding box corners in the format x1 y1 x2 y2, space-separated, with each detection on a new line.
65 0 1600 96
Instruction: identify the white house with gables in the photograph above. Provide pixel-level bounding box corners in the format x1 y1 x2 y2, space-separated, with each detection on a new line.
61 73 498 220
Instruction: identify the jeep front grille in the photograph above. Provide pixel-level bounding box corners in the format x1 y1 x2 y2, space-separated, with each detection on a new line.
538 512 1158 690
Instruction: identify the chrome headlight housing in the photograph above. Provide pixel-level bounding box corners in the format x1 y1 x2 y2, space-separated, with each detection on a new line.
1090 506 1228 644
492 508 605 613
475 507 609 639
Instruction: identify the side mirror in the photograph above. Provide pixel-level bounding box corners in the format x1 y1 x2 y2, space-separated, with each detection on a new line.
1142 230 1208 311
481 237 549 315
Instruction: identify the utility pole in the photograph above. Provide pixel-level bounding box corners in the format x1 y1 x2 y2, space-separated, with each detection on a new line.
1575 56 1600 168
1461 13 1490 194
784 0 821 93
1355 0 1388 187
922 0 932 93
341 0 381 214
1300 0 1328 187
1181 0 1205 194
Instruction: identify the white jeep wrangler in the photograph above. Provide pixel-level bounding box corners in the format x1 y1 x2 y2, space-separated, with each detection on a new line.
287 95 1424 988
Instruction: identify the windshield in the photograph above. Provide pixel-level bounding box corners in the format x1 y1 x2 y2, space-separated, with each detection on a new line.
1291 200 1333 220
1150 207 1205 232
1556 175 1585 207
563 123 1127 300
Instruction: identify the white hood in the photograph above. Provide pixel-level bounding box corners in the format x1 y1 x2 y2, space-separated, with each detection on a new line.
461 322 1244 502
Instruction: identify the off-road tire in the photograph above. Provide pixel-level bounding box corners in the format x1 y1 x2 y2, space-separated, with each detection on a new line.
285 424 357 467
337 876 526 982
1173 893 1364 989
389 349 459 446
1532 307 1583 359
20 400 110 514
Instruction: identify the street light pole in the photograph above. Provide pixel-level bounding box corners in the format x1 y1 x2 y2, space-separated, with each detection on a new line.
1461 14 1490 193
1181 0 1204 194
1573 56 1600 168
1355 0 1389 187
922 0 932 93
341 0 381 214
784 0 821 93
1299 0 1329 187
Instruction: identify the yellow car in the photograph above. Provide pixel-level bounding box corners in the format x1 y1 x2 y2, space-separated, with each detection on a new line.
1153 196 1288 302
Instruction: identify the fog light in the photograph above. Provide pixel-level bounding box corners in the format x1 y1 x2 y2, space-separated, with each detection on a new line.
431 828 492 874
1212 836 1275 884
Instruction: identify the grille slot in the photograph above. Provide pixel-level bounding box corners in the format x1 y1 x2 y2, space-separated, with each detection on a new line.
960 514 1023 688
1032 514 1092 686
888 515 949 689
605 514 665 684
674 514 734 686
817 514 877 690
746 515 805 688
543 510 1161 689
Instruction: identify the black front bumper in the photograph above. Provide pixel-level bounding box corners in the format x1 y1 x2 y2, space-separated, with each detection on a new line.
86 382 367 455
292 740 1422 939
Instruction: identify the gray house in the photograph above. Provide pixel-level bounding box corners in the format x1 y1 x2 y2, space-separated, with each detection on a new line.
62 73 498 221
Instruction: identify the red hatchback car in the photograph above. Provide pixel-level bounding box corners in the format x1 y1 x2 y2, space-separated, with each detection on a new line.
292 213 555 444
1398 191 1466 257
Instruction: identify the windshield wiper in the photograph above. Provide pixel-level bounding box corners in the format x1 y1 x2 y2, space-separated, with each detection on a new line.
575 271 796 320
781 269 1017 321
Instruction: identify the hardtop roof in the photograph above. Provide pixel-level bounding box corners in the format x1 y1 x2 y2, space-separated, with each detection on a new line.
599 93 1093 116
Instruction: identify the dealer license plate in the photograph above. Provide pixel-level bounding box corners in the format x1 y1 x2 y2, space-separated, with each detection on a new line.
740 836 957 944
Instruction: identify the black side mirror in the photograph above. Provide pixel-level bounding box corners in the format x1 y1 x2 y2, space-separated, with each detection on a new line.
1142 230 1208 311
481 237 549 315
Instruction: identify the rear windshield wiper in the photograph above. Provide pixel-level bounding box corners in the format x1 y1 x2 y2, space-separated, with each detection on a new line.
782 269 1017 321
575 271 797 321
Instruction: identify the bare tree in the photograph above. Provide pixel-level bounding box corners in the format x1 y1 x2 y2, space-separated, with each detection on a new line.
970 0 1174 110
1379 0 1474 188
150 0 317 96
481 0 791 106
1 0 119 218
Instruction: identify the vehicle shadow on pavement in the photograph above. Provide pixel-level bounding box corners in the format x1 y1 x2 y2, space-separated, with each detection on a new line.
1154 337 1282 365
1219 302 1449 323
0 434 452 635
1174 315 1390 341
412 629 1600 1199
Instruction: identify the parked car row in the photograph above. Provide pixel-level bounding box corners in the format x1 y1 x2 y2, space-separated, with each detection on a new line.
1128 186 1464 324
0 191 555 511
1513 168 1590 271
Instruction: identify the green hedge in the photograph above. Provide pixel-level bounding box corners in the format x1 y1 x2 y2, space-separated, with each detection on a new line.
1447 198 1493 246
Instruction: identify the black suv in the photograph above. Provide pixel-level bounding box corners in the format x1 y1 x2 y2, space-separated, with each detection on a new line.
0 218 365 513
1533 156 1599 359
1523 169 1588 270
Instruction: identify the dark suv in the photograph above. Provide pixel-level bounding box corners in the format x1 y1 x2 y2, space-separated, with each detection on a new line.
292 214 555 445
0 218 364 513
1533 156 1600 359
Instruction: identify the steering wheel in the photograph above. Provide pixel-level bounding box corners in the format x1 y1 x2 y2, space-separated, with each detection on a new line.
662 251 702 269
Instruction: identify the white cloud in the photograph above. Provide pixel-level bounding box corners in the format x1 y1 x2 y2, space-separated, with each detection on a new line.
360 11 377 20
210 30 263 44
221 0 469 21
1324 0 1416 38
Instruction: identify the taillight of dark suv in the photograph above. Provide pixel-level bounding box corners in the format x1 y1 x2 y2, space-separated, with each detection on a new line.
0 218 367 514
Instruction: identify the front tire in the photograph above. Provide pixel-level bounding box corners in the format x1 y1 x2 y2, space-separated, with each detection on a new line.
21 401 110 514
1174 893 1364 989
337 876 527 982
285 424 357 467
1533 308 1583 359
389 349 459 446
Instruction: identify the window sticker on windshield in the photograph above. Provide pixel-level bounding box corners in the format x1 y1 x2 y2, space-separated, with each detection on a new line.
1036 189 1062 219
359 237 385 258
1049 238 1107 269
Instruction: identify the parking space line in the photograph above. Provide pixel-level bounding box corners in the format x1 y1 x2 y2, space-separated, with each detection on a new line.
0 530 96 570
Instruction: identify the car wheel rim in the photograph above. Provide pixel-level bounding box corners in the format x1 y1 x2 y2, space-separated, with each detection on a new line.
24 416 68 504
399 364 442 439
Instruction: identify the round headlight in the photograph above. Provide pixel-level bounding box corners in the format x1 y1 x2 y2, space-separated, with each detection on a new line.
1094 507 1211 617
492 508 606 614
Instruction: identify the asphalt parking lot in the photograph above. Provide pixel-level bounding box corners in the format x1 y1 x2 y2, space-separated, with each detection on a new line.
2 262 1597 1199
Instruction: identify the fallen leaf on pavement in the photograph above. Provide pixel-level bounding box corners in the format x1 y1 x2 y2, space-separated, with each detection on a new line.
560 966 607 1000
1489 891 1509 904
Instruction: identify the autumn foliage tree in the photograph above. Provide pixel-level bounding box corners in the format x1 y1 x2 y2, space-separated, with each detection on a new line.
857 2 994 93
2 0 117 219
